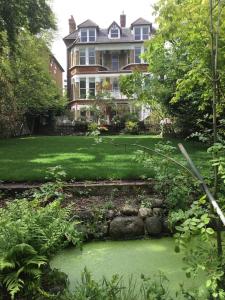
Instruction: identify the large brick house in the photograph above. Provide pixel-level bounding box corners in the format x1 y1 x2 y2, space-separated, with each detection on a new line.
49 54 64 95
63 14 153 123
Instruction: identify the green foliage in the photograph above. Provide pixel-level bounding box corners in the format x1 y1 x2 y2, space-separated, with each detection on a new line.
124 120 139 134
0 243 47 299
142 0 225 137
0 32 65 137
0 174 82 298
57 268 172 300
135 141 200 210
88 122 99 132
208 143 225 184
170 193 225 298
79 206 108 240
0 0 56 47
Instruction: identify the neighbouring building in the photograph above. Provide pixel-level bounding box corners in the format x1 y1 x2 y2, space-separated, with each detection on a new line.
63 14 153 123
49 54 64 95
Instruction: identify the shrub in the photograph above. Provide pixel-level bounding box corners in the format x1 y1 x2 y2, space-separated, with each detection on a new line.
88 122 99 132
124 121 139 134
0 183 82 299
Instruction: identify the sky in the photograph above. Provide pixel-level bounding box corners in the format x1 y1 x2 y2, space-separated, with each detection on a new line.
50 0 156 73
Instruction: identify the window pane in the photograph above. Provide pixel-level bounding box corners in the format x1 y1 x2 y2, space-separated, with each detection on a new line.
134 27 141 40
80 49 86 65
135 47 141 63
112 80 119 91
81 30 87 42
80 57 85 65
80 80 86 88
89 29 96 41
111 29 118 38
80 79 86 98
89 78 95 97
112 54 119 71
143 27 149 40
88 48 95 64
80 110 86 117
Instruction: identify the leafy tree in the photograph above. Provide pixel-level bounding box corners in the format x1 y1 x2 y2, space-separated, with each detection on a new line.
0 0 56 48
0 32 65 136
123 0 225 137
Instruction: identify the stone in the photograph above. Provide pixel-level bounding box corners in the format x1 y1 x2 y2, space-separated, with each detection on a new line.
145 216 162 235
106 210 116 220
138 207 152 219
150 197 164 208
109 216 144 239
162 218 171 234
76 210 93 221
152 208 163 216
121 205 138 216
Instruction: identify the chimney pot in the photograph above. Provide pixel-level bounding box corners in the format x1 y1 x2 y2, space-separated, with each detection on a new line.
120 12 126 28
69 15 76 33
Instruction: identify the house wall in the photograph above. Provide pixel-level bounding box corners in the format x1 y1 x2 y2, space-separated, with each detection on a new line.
49 57 64 94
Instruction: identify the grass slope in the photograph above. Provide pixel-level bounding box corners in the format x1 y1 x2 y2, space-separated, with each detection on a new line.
0 135 210 182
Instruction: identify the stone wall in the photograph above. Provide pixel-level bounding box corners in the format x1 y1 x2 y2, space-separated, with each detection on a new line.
76 196 170 241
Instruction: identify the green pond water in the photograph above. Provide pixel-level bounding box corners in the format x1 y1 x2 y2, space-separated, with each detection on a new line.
51 238 206 297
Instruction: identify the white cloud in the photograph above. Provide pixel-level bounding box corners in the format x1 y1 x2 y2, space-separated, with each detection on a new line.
50 0 156 73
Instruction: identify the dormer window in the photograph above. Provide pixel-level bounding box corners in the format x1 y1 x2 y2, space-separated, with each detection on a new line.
134 26 150 40
108 22 121 39
110 25 119 38
134 27 141 40
80 28 96 42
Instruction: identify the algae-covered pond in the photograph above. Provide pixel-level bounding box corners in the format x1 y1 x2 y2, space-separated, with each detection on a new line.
51 238 206 297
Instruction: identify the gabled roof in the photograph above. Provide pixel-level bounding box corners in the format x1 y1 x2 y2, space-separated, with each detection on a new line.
63 17 154 47
131 18 151 28
50 54 64 72
78 19 99 28
108 21 122 34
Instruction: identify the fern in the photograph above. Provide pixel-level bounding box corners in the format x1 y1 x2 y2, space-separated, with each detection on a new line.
0 243 47 299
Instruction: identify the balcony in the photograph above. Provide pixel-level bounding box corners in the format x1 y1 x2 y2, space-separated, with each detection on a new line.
95 89 127 100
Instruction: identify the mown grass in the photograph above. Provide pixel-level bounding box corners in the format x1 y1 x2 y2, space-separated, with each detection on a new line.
0 135 211 182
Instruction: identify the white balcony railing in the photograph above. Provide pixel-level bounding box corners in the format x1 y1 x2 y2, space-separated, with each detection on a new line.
109 90 127 99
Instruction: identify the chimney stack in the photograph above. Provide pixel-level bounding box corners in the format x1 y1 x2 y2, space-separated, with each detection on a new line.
120 11 126 28
69 15 76 33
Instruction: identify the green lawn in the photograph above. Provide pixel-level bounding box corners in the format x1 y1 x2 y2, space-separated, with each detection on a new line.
0 135 210 182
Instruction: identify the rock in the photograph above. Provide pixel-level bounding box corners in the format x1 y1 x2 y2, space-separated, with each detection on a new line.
106 210 116 220
138 207 152 219
150 197 164 208
121 205 138 216
109 216 144 239
162 218 171 234
153 208 163 216
76 210 93 221
145 216 162 235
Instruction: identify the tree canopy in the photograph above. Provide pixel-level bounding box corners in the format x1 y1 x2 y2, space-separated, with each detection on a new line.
120 0 225 138
0 0 65 137
0 0 56 47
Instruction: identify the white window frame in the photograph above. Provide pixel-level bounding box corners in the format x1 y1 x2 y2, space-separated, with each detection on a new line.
79 78 86 99
79 48 86 65
109 24 120 39
134 26 150 40
88 78 96 98
80 28 96 42
79 77 96 99
134 46 142 63
79 47 96 65
88 48 96 65
134 46 145 64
